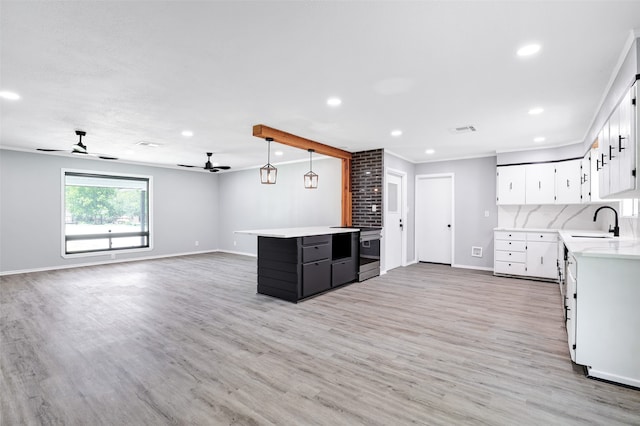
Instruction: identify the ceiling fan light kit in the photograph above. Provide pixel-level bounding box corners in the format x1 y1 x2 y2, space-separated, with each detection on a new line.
260 137 277 184
72 130 88 154
304 149 318 189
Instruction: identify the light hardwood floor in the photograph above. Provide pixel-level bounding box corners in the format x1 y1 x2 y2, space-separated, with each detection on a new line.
1 253 639 425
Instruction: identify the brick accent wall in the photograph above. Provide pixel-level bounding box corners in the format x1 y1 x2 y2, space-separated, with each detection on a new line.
351 149 384 227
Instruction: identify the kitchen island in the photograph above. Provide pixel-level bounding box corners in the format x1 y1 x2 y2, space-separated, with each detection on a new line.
235 227 360 302
558 231 640 388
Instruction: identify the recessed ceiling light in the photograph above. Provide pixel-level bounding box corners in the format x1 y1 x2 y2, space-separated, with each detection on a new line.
327 97 342 107
391 130 403 137
534 136 546 143
181 130 194 137
517 43 541 57
425 149 435 155
274 150 284 156
0 91 20 100
528 107 544 115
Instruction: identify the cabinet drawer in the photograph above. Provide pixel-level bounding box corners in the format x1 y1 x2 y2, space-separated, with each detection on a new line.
302 243 331 263
332 259 356 287
495 260 526 276
526 232 558 242
494 231 526 241
302 234 331 245
302 259 331 297
495 240 526 252
495 251 526 263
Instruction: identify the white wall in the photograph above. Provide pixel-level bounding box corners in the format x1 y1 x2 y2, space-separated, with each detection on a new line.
217 157 342 255
384 152 416 264
414 156 498 270
497 143 585 165
0 149 219 274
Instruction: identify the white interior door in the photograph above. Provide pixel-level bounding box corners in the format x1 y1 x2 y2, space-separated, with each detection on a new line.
385 171 404 271
415 175 453 264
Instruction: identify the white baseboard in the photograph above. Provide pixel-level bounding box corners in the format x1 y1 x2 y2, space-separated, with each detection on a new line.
217 249 256 258
0 249 250 276
451 263 494 272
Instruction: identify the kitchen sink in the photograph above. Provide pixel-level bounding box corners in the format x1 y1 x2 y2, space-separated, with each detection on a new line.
570 233 614 239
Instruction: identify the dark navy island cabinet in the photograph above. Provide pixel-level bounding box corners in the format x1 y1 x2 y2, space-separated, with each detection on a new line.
257 232 358 302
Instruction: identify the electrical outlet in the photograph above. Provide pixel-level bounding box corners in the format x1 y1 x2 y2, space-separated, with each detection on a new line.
110 253 116 260
372 205 377 212
484 210 490 217
233 241 237 246
195 240 199 247
471 246 483 257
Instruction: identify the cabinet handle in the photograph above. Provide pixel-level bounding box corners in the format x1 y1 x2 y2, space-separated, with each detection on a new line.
566 179 570 188
538 181 541 189
619 135 626 152
601 153 607 166
609 144 616 160
583 173 587 183
509 182 513 190
540 235 543 238
596 159 601 171
540 256 544 265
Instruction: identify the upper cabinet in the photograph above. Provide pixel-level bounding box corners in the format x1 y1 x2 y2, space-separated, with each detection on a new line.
580 150 591 203
525 163 556 204
597 82 637 199
496 165 526 205
497 159 583 205
555 159 582 204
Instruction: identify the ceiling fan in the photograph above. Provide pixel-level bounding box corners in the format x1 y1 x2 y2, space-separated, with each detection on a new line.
178 152 231 172
37 130 118 160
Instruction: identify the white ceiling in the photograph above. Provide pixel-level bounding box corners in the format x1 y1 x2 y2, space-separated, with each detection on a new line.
1 1 640 171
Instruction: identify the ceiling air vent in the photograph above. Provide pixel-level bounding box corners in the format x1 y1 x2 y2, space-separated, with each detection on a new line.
136 141 161 147
449 125 477 134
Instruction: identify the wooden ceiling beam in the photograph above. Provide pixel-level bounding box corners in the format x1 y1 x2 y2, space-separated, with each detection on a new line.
253 124 352 160
253 124 352 226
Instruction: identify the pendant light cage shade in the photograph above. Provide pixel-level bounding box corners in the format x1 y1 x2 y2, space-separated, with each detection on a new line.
304 170 318 189
304 148 318 189
260 137 277 184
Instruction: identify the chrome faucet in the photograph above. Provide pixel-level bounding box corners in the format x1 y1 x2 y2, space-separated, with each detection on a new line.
593 206 619 237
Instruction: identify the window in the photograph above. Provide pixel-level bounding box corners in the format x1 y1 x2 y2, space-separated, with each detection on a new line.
620 198 639 218
63 170 151 255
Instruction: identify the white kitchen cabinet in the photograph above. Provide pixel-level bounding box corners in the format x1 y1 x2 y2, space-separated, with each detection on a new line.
525 163 556 204
565 253 577 362
580 151 591 203
496 165 525 205
493 230 558 281
526 239 558 279
597 83 637 199
616 86 636 194
555 159 581 204
562 247 640 388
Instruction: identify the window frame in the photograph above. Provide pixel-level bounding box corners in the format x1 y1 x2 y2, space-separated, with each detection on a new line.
620 198 639 219
61 168 153 258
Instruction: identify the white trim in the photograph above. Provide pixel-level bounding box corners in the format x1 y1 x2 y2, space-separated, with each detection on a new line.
217 249 257 257
582 30 639 146
61 168 154 258
415 173 455 266
384 167 408 270
0 249 236 276
451 264 493 272
384 149 416 164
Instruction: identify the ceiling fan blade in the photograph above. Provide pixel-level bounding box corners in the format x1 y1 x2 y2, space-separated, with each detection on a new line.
177 164 198 168
37 148 65 152
98 155 118 160
214 166 231 170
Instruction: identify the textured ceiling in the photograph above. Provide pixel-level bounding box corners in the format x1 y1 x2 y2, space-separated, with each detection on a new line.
1 1 640 171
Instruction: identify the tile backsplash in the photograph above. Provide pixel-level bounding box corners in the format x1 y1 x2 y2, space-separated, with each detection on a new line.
498 204 624 233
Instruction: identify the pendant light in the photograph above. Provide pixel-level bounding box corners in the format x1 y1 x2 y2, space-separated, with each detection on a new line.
304 149 318 189
260 137 277 184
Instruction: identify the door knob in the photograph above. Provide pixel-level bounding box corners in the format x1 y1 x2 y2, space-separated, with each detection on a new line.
447 224 451 228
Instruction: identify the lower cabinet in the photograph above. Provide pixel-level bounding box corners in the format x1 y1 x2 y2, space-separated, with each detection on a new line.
257 232 358 302
494 230 559 281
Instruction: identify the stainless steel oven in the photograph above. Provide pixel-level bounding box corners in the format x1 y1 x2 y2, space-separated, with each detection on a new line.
358 228 382 281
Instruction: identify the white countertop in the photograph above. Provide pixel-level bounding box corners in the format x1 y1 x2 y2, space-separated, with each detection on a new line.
494 227 559 233
558 230 640 260
235 226 359 238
